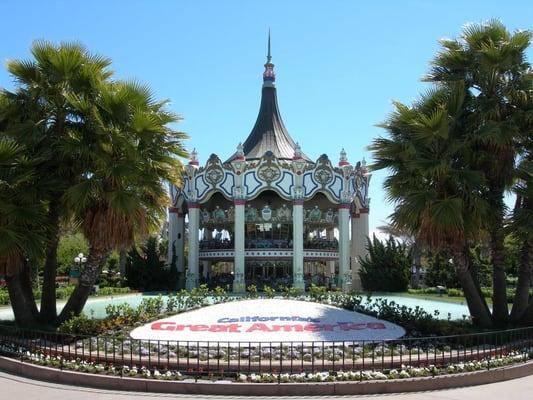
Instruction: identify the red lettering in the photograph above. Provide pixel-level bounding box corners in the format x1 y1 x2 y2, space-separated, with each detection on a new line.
367 323 386 329
190 324 209 331
322 324 336 331
271 324 303 332
227 324 242 332
151 322 176 331
208 324 227 332
303 324 322 332
246 323 272 332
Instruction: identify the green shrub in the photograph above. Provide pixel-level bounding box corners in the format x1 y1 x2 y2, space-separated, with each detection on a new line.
263 285 276 298
125 236 175 291
0 289 9 305
57 232 89 276
246 284 258 298
97 286 131 296
447 288 464 297
58 313 103 336
309 284 328 302
359 235 410 292
423 250 461 288
283 286 302 298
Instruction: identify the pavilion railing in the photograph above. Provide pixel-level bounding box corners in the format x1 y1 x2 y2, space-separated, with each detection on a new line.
0 324 532 378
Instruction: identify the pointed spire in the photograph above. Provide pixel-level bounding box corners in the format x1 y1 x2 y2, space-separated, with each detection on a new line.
267 28 272 64
263 30 275 86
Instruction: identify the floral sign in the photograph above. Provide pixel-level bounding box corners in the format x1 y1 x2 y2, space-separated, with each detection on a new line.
130 299 405 343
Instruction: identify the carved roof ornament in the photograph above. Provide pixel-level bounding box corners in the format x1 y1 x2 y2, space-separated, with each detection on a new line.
339 148 349 167
231 143 247 175
235 142 245 160
293 142 303 160
361 157 368 174
189 148 199 166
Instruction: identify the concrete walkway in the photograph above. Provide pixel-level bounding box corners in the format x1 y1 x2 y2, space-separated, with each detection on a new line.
1 370 532 399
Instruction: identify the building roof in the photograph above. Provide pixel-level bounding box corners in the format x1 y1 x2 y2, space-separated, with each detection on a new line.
227 34 310 163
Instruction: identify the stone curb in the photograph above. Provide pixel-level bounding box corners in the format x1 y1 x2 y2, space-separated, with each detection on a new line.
1 356 533 396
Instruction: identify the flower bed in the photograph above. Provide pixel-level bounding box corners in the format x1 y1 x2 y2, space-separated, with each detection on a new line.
0 342 529 383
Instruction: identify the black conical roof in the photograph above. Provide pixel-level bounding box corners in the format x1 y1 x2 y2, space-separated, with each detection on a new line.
239 84 309 162
226 35 310 163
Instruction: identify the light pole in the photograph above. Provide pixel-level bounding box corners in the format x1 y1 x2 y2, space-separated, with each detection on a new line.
74 253 87 267
70 253 87 284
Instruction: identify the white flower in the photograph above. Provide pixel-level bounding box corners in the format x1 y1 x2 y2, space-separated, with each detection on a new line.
399 370 410 378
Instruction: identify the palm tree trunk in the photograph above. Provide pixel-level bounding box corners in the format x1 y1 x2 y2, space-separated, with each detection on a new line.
510 192 532 322
513 238 533 323
6 264 39 327
488 189 509 326
39 202 61 324
453 246 492 328
119 247 127 284
57 248 110 323
411 242 421 289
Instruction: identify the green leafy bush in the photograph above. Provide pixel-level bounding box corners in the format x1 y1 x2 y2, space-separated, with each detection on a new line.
57 232 89 276
263 286 276 298
58 313 103 336
359 235 410 292
246 284 258 298
309 284 328 302
0 289 9 305
125 236 176 291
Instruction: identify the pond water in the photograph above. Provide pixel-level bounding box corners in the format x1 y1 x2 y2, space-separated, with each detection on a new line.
0 292 471 321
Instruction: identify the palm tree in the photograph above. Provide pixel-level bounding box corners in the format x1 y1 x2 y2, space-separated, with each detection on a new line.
424 20 532 325
0 136 46 326
509 148 533 322
3 41 112 324
371 84 493 327
58 81 187 322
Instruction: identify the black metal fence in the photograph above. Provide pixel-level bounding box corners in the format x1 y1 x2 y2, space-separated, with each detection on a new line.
1 324 532 378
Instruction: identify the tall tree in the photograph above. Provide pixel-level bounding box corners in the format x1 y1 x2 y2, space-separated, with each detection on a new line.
1 42 187 327
0 136 45 326
371 84 493 327
58 81 187 321
424 20 532 325
2 41 112 324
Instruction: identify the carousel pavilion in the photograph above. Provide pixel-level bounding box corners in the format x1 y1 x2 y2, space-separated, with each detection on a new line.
168 38 371 293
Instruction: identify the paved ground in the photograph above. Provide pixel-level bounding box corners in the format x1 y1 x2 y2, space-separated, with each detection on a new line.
1 370 532 399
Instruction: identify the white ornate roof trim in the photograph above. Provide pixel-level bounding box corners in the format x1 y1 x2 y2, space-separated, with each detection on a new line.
173 152 370 208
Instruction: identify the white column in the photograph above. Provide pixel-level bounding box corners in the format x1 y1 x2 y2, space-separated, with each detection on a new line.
292 200 305 290
233 200 246 293
338 204 351 291
351 207 369 291
186 204 200 290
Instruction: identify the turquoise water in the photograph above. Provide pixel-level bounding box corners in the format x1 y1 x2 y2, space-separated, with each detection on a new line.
0 292 471 321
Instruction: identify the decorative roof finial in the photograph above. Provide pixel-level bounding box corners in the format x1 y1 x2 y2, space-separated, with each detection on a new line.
293 142 303 160
189 148 199 166
267 28 272 64
361 157 368 173
235 142 245 160
263 30 275 85
339 148 350 167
